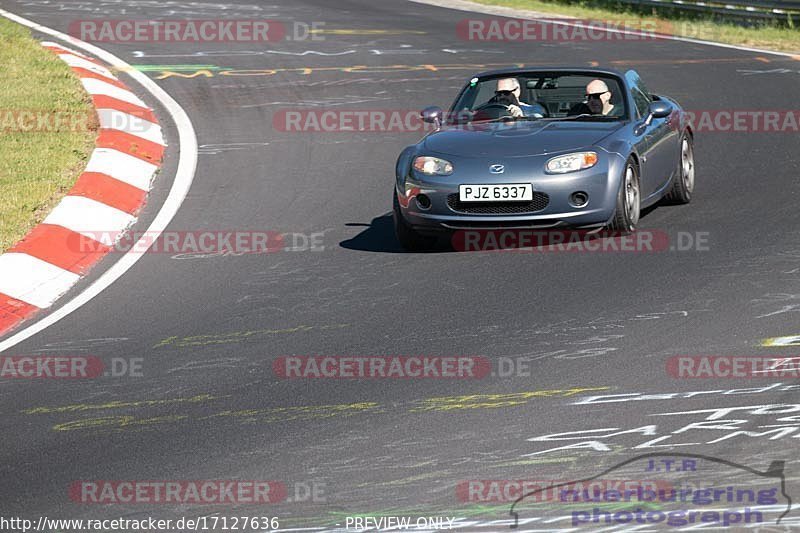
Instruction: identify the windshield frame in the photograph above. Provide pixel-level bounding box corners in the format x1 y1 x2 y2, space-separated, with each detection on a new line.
447 70 631 124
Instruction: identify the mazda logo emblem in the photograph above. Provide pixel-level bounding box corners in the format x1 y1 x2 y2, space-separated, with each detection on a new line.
489 164 505 174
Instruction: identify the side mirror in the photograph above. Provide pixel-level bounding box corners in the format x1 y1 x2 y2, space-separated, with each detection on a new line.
643 100 673 126
421 106 443 127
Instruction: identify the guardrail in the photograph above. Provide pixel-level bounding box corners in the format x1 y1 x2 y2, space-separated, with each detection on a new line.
614 0 800 23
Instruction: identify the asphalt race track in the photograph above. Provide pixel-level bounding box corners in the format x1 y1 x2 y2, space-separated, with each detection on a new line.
1 0 800 531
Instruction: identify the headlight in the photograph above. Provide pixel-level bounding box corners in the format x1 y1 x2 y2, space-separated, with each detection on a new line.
413 156 454 176
545 152 598 174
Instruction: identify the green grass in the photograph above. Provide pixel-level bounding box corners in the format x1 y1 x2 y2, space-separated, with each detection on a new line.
471 0 800 53
0 18 96 252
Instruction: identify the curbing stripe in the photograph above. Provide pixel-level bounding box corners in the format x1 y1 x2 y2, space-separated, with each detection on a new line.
0 41 166 335
72 68 128 89
80 77 147 107
96 128 165 162
0 254 81 309
41 41 91 59
70 172 148 215
91 95 158 123
0 294 38 334
83 147 158 191
0 9 195 349
97 109 165 146
42 196 137 242
56 53 115 78
10 224 110 275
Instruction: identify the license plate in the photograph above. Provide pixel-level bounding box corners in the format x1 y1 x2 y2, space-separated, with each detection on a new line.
459 184 533 202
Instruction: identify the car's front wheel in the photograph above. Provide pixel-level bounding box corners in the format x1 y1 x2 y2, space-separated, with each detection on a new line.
608 158 641 233
663 132 694 204
393 190 437 251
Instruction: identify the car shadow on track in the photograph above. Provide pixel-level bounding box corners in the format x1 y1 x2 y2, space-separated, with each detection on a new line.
341 206 661 254
340 214 406 253
340 214 450 253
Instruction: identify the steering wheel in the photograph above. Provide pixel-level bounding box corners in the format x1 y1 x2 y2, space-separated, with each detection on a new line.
472 103 514 121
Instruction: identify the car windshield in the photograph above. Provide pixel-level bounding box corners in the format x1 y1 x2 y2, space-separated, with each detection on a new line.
448 72 628 124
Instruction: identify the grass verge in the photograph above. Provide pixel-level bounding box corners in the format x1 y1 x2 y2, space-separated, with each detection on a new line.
0 17 96 253
470 0 800 53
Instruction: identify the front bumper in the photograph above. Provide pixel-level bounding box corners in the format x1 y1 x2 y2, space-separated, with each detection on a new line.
397 153 624 233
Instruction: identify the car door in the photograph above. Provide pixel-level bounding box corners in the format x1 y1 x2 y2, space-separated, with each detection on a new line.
625 70 679 199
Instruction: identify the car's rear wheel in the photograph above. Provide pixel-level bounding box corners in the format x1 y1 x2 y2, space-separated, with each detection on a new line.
608 158 640 233
664 132 694 204
393 190 437 251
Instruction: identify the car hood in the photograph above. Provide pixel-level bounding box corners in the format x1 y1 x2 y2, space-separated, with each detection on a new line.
422 120 624 158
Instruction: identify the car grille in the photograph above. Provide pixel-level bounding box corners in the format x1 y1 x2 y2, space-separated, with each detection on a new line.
446 193 550 214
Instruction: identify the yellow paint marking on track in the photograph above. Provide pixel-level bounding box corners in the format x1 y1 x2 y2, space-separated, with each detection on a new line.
53 415 189 432
153 323 349 348
202 402 382 423
42 387 610 432
153 69 215 79
408 387 612 412
23 394 222 415
761 335 800 347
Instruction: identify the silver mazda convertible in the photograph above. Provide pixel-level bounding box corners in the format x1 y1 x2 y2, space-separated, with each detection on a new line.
393 68 695 250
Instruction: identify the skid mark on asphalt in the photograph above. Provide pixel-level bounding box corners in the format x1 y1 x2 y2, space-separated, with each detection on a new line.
25 386 610 433
152 323 350 348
